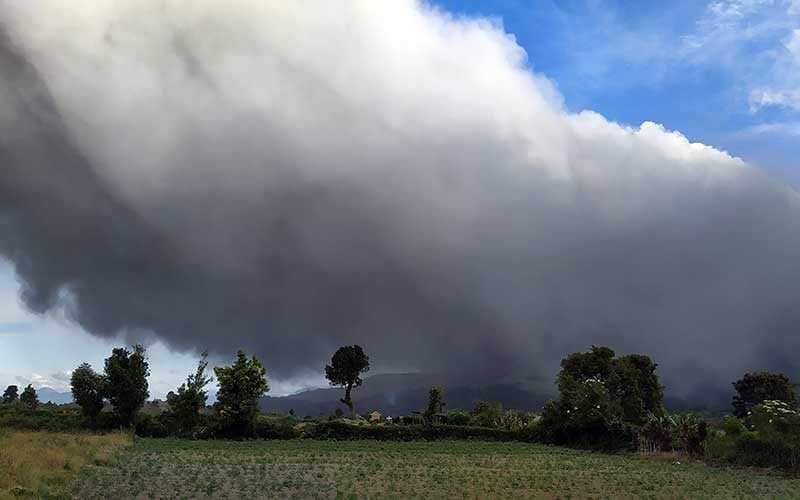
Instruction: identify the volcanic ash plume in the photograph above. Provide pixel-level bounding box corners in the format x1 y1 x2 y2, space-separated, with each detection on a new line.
1 1 799 392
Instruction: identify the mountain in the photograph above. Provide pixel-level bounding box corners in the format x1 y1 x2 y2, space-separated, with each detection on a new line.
37 387 73 404
260 373 554 417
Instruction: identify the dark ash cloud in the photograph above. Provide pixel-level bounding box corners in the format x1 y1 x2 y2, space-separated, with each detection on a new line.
1 1 799 393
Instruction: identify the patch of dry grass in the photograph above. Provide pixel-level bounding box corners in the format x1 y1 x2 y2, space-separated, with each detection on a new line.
0 428 132 499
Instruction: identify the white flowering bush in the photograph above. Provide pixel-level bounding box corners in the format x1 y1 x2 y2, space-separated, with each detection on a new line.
748 400 800 443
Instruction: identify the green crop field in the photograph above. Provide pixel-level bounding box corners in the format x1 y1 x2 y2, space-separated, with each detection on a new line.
71 438 800 499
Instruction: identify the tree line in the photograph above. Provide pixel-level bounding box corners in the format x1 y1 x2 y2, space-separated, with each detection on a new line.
2 342 797 465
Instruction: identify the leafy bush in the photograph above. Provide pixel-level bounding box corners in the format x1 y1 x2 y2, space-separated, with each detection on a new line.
304 421 535 442
539 395 637 451
471 400 502 428
732 372 797 419
254 415 301 439
705 406 800 471
672 413 707 455
445 409 472 426
0 403 83 432
496 410 538 432
636 413 707 455
637 413 674 453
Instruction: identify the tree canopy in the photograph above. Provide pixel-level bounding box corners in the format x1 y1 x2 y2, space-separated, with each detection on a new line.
423 386 445 424
20 384 38 409
325 345 370 416
214 350 269 436
2 385 18 403
732 371 797 418
104 344 150 426
169 351 214 433
71 363 106 422
541 346 665 447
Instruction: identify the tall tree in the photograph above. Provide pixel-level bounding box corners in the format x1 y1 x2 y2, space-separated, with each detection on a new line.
214 350 269 436
104 344 150 426
423 386 445 424
20 384 38 409
71 363 106 422
2 385 18 403
169 351 214 433
325 345 370 416
732 371 797 418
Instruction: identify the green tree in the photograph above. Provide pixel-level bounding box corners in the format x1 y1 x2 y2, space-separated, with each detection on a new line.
2 385 18 403
324 345 369 416
423 386 445 424
732 371 797 418
169 351 213 433
472 400 502 427
104 345 150 426
214 350 269 436
71 363 106 422
541 346 665 448
20 384 38 409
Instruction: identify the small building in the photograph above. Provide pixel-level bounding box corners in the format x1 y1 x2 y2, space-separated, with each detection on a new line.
369 411 382 422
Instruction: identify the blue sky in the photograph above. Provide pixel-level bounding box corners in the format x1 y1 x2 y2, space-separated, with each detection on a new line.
1 0 798 398
437 0 800 184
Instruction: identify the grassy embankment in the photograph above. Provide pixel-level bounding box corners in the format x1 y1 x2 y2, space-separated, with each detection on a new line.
0 428 131 499
72 438 800 499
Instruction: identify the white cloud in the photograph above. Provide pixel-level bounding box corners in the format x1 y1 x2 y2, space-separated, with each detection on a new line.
684 1 800 113
736 121 800 135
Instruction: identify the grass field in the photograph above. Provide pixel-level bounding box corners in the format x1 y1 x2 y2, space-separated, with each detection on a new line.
71 439 800 499
0 429 131 499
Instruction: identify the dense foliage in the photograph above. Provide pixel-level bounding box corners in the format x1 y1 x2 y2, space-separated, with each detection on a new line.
214 350 269 437
70 363 106 423
104 345 150 427
324 345 370 416
2 385 18 403
731 371 797 419
422 386 445 424
7 341 799 472
539 346 665 449
706 400 800 471
167 351 213 435
305 421 528 442
20 384 38 409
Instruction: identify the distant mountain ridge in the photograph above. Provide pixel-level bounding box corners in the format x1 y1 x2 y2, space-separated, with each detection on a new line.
37 387 73 404
260 373 553 417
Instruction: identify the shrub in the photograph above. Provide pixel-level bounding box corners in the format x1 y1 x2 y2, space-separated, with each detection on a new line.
304 421 531 442
254 415 301 439
496 410 538 432
705 408 800 471
672 413 707 455
472 400 502 428
637 413 674 453
540 399 636 450
732 372 797 419
445 409 472 426
0 404 83 432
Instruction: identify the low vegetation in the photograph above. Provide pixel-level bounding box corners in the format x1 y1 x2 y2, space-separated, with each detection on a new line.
71 438 800 499
0 429 131 499
2 341 800 499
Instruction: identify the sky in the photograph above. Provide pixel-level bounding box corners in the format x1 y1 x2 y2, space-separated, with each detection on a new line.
0 0 798 401
437 0 800 184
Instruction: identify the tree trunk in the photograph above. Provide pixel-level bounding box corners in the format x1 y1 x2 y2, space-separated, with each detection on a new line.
341 383 354 417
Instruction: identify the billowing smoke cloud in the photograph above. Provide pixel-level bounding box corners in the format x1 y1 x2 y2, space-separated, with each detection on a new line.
1 1 799 393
